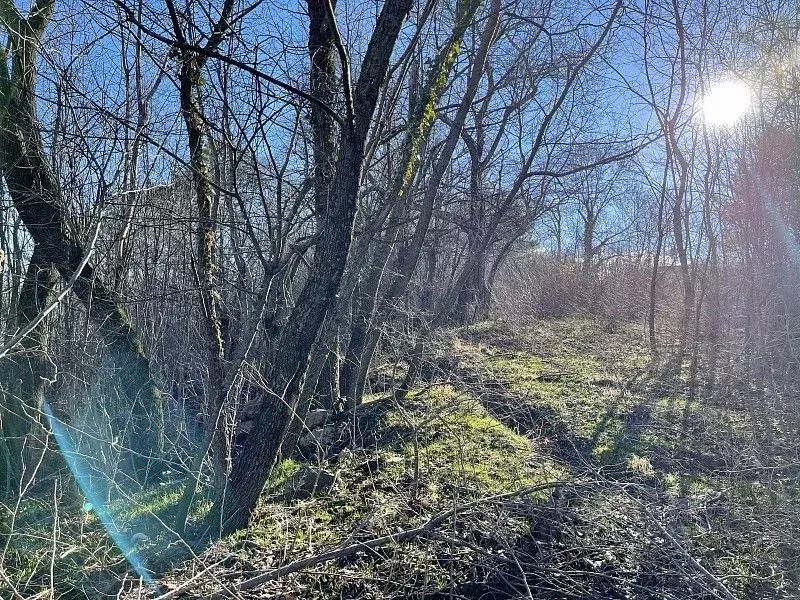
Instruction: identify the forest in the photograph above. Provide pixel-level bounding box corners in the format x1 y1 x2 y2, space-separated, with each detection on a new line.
1 0 799 597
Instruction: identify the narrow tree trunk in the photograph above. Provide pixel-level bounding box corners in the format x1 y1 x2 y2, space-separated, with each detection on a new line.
648 153 671 357
280 310 339 460
178 50 231 489
168 0 239 530
341 256 389 408
348 0 501 404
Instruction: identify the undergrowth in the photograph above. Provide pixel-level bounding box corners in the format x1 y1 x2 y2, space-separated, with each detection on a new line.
4 317 800 598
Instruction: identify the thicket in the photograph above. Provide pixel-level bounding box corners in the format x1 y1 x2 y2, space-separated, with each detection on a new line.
2 0 800 596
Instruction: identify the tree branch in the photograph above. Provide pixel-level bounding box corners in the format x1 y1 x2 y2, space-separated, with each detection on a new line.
114 0 344 124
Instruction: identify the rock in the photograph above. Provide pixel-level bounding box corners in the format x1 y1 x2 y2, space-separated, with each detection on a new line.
298 423 341 456
305 409 333 430
283 466 335 500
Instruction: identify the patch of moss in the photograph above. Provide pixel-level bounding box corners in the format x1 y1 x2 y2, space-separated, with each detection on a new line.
241 384 565 562
243 496 343 552
659 471 719 499
397 386 567 497
590 416 627 461
482 351 634 463
116 482 184 521
268 458 302 490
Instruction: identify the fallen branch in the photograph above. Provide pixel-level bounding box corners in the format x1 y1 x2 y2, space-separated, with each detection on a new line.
153 479 581 600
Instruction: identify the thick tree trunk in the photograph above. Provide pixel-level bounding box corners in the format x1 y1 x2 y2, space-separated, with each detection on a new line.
0 246 58 496
0 1 163 481
210 0 413 535
308 0 338 222
213 138 363 535
453 256 490 325
453 135 489 326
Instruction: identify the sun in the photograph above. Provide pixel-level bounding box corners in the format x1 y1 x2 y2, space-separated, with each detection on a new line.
701 80 752 126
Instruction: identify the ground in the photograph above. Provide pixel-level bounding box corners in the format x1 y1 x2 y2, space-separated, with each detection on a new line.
2 317 799 598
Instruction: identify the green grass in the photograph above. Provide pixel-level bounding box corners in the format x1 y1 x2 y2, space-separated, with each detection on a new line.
231 318 800 597
481 348 637 465
243 385 564 557
8 316 800 598
398 385 565 496
227 381 571 599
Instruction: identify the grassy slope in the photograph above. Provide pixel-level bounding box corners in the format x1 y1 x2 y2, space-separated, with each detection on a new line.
3 317 800 598
450 318 800 599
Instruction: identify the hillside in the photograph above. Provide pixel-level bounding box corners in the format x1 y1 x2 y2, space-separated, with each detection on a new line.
5 317 797 599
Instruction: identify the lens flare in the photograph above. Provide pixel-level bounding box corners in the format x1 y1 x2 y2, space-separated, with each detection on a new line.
41 399 160 591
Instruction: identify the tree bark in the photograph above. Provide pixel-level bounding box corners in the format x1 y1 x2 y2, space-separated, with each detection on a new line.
210 0 413 535
347 0 501 405
169 0 236 492
0 0 163 482
0 246 58 496
339 0 485 405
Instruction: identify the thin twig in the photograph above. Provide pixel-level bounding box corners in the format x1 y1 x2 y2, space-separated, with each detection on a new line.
152 479 579 600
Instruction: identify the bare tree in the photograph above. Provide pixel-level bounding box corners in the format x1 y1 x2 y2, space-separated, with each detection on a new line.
210 0 415 534
0 0 163 483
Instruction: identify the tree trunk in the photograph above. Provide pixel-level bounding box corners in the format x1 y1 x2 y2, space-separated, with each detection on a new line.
348 0 501 404
0 0 163 481
453 134 489 325
173 1 235 486
0 246 58 496
209 0 413 535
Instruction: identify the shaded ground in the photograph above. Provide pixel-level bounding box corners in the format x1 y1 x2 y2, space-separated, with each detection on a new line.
444 319 800 599
3 317 800 598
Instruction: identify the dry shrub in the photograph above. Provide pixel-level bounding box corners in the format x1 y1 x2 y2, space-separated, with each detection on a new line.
493 252 585 321
492 250 651 327
592 256 652 328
